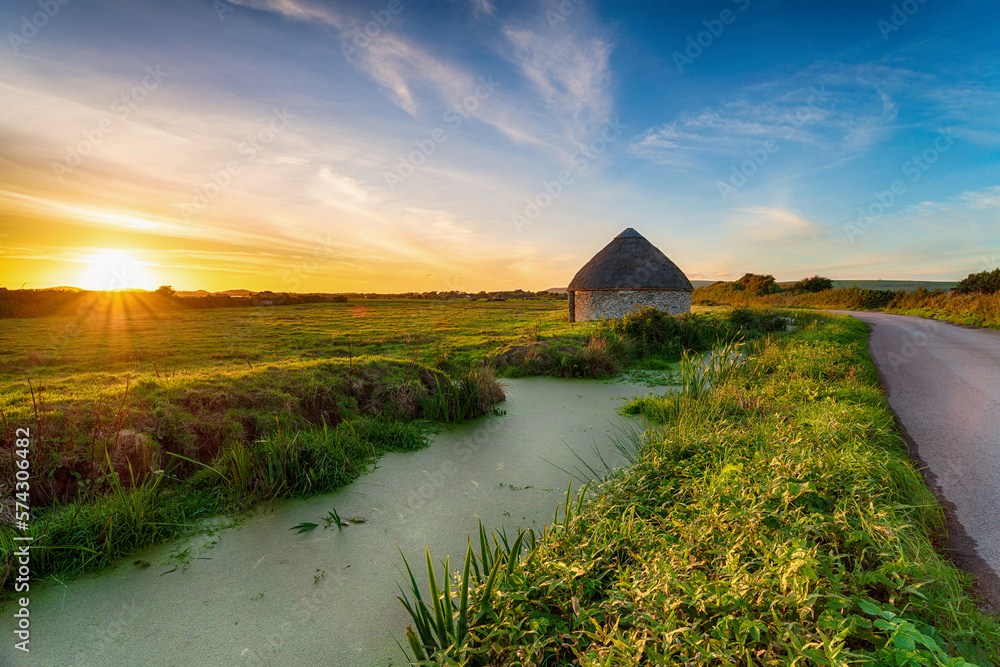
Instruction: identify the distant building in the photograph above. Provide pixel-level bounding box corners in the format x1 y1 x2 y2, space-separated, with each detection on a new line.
568 228 693 322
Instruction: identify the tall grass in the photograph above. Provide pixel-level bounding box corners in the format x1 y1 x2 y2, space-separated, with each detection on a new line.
619 339 747 430
402 313 1000 665
397 481 588 663
3 417 427 588
396 522 535 661
421 365 505 423
491 308 786 379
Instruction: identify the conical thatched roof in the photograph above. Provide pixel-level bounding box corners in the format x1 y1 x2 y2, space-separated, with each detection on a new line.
568 228 692 291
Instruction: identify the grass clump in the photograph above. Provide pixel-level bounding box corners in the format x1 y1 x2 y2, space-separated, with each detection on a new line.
400 312 1000 665
422 366 506 423
7 416 427 583
491 307 787 379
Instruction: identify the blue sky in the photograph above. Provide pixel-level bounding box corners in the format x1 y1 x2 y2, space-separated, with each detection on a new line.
1 0 998 292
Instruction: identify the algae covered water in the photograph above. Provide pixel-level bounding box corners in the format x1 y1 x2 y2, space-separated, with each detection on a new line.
0 376 662 667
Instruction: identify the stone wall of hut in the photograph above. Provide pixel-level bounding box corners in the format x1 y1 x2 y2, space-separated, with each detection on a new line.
572 289 691 321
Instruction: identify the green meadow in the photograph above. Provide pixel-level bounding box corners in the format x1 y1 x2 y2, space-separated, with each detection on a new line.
0 300 568 585
1 299 998 665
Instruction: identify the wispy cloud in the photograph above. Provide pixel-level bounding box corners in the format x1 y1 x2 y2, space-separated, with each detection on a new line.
469 0 497 19
231 0 343 26
316 166 376 203
500 3 614 145
234 0 471 118
629 63 915 168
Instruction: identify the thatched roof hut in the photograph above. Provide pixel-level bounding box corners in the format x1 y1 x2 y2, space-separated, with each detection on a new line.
568 228 692 322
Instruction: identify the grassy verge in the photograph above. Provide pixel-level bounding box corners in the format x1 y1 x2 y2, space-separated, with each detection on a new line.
693 283 1000 331
400 312 1000 665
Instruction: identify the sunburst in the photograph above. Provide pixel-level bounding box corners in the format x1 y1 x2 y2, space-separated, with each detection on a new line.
78 249 157 291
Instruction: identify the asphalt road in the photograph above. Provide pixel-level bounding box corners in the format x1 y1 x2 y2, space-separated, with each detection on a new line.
846 311 1000 607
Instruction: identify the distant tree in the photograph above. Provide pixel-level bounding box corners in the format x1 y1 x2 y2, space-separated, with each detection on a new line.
736 273 778 296
155 285 176 297
792 275 834 293
953 268 1000 295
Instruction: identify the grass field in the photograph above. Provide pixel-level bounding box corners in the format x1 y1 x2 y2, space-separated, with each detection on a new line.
0 299 593 588
0 299 794 591
4 301 999 665
0 297 591 378
0 298 595 491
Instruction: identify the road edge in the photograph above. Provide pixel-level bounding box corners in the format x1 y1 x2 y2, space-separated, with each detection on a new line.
856 314 1000 615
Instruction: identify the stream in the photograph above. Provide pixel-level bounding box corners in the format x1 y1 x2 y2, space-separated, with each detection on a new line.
1 376 664 666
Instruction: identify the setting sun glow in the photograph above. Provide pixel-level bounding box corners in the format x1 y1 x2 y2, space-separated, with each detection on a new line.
78 250 158 291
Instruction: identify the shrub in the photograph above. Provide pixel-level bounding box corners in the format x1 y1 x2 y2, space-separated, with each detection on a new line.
605 307 730 357
726 307 787 335
792 275 833 293
954 268 1000 295
736 272 779 295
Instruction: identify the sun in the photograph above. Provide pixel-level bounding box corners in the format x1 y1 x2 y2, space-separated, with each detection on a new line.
78 249 158 291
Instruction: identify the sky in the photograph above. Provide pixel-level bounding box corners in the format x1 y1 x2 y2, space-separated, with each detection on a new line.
0 0 998 293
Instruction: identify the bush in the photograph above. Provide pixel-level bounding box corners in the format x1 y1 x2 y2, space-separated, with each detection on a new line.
954 268 1000 295
727 307 787 335
792 275 833 293
605 307 730 357
736 272 779 296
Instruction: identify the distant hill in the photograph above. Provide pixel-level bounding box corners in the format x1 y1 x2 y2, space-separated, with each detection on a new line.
698 279 957 292
176 290 211 298
831 280 957 292
545 287 567 293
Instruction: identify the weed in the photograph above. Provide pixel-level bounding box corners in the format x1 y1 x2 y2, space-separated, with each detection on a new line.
422 366 504 423
290 522 319 534
322 507 348 530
